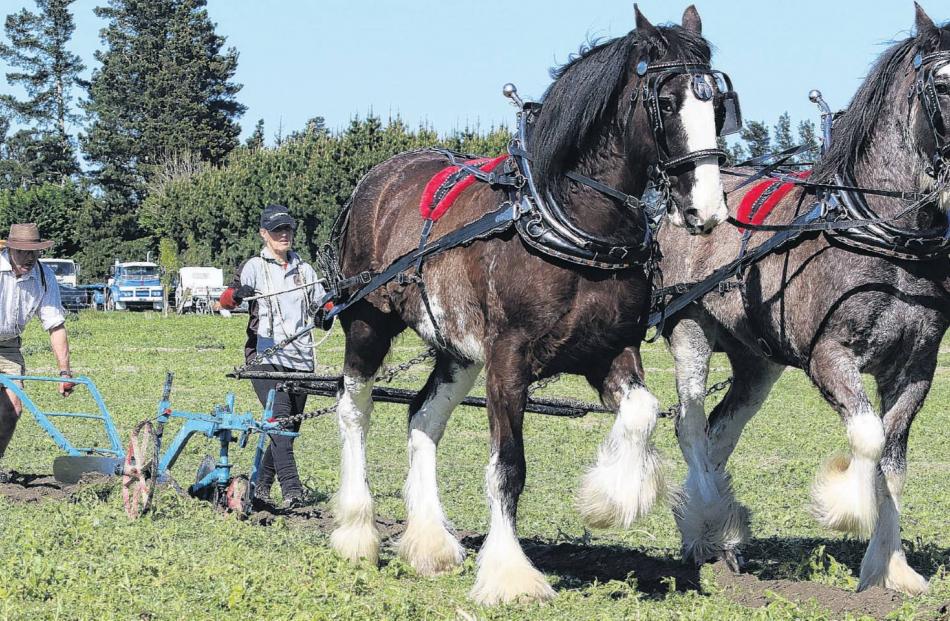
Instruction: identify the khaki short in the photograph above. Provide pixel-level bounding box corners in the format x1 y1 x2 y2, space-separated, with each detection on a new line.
0 337 25 384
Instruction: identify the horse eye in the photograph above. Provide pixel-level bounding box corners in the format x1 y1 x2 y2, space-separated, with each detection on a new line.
936 82 950 95
658 97 676 114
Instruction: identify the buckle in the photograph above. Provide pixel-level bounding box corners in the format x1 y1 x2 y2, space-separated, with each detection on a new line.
608 246 629 260
359 271 372 284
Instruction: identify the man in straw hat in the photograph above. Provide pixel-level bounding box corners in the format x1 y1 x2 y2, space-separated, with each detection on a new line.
0 223 74 483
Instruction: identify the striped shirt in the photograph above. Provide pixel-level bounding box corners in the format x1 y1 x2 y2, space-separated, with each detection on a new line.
0 249 66 340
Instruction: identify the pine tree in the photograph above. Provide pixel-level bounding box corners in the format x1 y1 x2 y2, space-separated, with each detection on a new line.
740 120 771 160
797 120 821 163
82 0 245 207
245 118 265 150
717 136 746 166
0 0 84 185
773 112 795 153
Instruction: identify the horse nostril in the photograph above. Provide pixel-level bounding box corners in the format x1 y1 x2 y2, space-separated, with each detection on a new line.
684 207 702 225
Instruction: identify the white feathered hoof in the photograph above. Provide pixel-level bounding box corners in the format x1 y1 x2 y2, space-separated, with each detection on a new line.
811 453 878 538
397 518 465 576
330 498 381 564
859 552 929 595
576 443 665 529
676 496 751 566
469 552 555 605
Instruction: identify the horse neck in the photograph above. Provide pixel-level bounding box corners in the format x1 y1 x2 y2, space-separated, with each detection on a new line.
554 128 650 239
848 98 943 229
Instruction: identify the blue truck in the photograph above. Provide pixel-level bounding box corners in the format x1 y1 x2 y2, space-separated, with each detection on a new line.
103 260 165 311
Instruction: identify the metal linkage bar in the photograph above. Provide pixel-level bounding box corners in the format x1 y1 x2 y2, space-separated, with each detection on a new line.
278 379 610 419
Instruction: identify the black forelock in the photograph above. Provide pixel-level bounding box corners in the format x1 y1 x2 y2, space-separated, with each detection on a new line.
813 20 950 181
530 24 712 190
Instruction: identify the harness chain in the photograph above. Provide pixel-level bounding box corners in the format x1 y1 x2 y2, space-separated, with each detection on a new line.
660 376 734 420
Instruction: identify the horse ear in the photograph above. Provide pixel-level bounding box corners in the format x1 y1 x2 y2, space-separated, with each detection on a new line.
682 5 702 34
914 2 937 41
634 4 660 39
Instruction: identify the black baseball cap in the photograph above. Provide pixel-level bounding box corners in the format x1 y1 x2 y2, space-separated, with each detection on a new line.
260 204 297 231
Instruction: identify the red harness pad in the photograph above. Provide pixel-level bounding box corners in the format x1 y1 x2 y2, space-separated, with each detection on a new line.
419 154 508 221
735 171 811 233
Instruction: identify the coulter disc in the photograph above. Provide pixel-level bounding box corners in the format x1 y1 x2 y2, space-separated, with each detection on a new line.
122 420 159 518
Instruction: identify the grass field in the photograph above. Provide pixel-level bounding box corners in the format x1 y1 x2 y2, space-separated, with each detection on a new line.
1 311 948 620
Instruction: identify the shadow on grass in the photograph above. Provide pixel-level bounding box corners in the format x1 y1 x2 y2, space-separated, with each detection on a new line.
459 534 701 598
743 536 949 583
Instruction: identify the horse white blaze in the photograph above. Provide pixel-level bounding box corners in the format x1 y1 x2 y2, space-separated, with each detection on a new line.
331 375 381 563
859 472 929 594
470 454 555 605
677 75 727 231
577 383 665 529
812 413 884 537
400 362 482 575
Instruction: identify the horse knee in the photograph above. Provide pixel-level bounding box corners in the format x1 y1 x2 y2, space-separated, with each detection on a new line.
847 413 885 461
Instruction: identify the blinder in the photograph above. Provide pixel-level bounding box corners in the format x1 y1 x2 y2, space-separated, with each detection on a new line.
638 62 742 140
713 72 742 136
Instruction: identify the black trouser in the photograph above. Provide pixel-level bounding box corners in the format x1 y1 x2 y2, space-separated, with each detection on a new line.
250 364 307 499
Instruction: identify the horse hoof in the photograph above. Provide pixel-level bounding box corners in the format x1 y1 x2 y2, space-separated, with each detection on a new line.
330 522 381 565
859 556 929 595
397 519 465 576
469 564 555 606
718 549 744 573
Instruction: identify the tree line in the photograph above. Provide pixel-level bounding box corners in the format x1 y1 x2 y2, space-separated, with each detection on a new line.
0 0 824 281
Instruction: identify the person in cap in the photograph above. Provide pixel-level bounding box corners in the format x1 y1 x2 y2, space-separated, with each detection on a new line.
0 223 75 483
220 205 326 509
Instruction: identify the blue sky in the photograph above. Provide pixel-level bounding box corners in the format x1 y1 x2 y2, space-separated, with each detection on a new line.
1 0 946 145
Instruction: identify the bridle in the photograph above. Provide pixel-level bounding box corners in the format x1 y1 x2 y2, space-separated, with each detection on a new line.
910 50 950 180
632 60 741 200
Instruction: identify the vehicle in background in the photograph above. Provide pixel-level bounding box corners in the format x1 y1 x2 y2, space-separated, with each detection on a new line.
40 258 79 287
105 261 165 311
174 267 226 314
59 285 92 311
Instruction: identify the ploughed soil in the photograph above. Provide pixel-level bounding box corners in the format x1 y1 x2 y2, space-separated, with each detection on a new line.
0 472 936 619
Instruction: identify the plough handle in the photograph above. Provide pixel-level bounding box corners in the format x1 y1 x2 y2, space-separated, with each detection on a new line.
161 372 174 402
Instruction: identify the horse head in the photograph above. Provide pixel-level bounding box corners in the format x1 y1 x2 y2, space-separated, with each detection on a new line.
910 3 950 211
531 5 733 236
630 5 733 234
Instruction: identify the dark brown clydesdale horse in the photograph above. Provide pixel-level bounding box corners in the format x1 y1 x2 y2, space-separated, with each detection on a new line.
658 4 950 595
330 7 730 604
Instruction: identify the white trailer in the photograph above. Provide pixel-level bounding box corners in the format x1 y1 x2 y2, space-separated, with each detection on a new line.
175 267 227 314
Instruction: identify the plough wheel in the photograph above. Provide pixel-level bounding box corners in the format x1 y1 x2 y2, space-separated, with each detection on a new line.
122 420 159 518
225 475 252 515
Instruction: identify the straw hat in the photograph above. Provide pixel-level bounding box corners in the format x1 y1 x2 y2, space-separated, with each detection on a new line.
2 223 54 251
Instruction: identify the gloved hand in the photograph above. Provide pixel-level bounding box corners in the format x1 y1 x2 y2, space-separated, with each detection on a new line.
232 284 256 304
310 300 335 331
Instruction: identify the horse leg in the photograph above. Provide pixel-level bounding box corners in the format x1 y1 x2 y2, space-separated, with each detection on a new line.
398 354 482 575
858 368 933 594
577 347 665 529
682 338 784 568
470 337 554 605
807 343 885 538
330 304 404 565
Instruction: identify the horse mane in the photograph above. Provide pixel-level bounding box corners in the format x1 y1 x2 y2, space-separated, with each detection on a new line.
812 21 950 181
810 39 916 181
530 25 711 191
